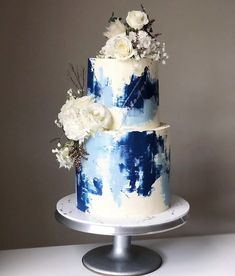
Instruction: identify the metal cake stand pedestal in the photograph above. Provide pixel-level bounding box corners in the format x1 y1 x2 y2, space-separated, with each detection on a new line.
55 194 190 276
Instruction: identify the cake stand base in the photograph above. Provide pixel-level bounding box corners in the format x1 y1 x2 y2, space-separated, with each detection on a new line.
83 236 161 276
55 194 190 276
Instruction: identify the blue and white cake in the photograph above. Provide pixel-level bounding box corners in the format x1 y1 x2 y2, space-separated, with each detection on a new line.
53 9 170 219
76 58 171 218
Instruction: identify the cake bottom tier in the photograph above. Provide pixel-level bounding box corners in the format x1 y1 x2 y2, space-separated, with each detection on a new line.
76 123 170 219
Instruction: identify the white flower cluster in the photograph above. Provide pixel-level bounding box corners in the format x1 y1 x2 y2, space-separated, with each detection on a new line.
52 90 113 169
58 95 113 142
52 142 74 170
99 10 169 63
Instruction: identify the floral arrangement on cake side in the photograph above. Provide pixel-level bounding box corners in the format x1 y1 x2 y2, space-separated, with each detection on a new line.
52 65 113 169
98 6 169 63
52 7 168 170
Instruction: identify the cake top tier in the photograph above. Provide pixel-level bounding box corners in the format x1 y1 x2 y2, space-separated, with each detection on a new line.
97 8 168 63
87 58 160 130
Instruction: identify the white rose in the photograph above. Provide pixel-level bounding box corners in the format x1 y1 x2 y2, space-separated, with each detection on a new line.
61 117 88 141
103 19 126 39
126 11 149 30
80 103 113 135
103 34 134 60
58 96 113 141
58 96 92 141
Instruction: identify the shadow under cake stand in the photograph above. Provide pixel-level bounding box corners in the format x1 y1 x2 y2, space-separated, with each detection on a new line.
55 194 190 276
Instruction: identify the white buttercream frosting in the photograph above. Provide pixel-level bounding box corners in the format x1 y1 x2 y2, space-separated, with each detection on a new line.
108 106 160 130
89 177 167 219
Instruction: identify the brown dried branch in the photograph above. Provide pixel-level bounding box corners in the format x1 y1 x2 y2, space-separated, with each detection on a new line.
69 142 89 170
140 4 146 13
67 63 86 92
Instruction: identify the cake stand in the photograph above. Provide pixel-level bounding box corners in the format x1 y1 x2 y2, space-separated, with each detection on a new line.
55 194 190 276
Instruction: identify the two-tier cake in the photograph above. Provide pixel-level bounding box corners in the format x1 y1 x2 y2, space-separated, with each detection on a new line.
53 9 170 219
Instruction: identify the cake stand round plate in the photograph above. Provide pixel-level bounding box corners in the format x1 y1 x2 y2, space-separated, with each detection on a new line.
55 194 189 276
55 194 189 236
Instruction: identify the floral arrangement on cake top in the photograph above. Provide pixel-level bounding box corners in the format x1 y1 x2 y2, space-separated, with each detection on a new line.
98 5 169 63
52 65 113 169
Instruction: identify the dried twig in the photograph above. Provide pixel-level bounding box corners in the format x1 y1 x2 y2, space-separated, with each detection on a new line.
67 63 86 92
69 142 89 170
141 4 146 13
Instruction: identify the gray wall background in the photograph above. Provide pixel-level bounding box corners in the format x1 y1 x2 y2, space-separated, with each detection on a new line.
1 0 235 250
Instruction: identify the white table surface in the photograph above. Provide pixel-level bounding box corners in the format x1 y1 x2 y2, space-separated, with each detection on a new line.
0 233 234 276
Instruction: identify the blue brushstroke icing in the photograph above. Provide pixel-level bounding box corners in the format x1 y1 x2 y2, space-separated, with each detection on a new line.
76 171 103 212
76 133 128 211
117 67 159 108
87 59 159 125
87 59 101 98
87 61 113 107
122 98 157 126
76 130 170 213
154 140 171 205
88 61 159 109
118 132 165 196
